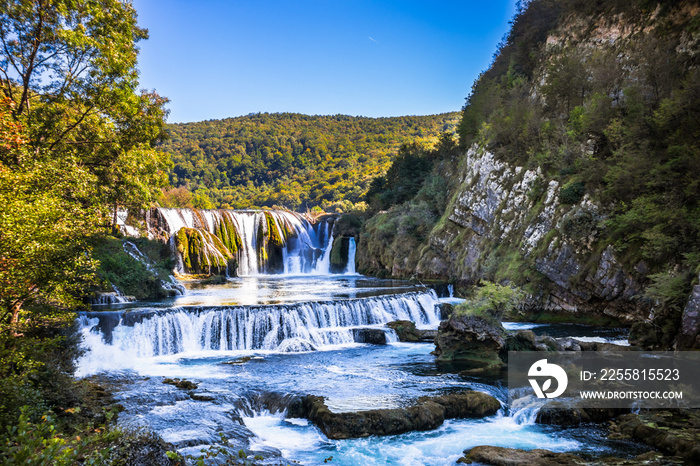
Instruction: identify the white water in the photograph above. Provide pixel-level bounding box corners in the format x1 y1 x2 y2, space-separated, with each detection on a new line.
345 237 356 274
241 396 579 466
153 208 349 276
313 232 333 275
89 287 135 305
77 290 441 374
502 322 545 331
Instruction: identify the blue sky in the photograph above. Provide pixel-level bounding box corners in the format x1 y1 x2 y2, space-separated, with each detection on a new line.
133 0 517 123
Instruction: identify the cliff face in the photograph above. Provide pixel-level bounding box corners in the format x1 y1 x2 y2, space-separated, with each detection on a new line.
358 0 700 333
413 146 649 324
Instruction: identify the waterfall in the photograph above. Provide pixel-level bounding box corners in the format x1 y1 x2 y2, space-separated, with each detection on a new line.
89 286 136 305
78 290 441 362
313 232 333 275
345 237 356 275
152 208 341 276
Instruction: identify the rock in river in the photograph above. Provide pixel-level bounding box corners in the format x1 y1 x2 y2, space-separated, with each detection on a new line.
288 391 501 439
433 313 507 367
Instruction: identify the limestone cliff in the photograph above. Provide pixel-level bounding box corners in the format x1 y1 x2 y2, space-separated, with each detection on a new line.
357 0 700 337
414 146 649 324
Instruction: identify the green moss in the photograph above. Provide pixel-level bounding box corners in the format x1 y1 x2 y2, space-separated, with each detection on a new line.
265 211 285 247
333 214 362 237
174 228 233 274
215 213 243 255
330 237 349 266
176 229 192 270
93 237 176 299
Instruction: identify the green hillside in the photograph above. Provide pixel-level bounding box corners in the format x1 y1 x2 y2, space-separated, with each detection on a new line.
160 112 460 211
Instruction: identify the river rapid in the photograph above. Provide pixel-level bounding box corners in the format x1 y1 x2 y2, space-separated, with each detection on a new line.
77 272 647 465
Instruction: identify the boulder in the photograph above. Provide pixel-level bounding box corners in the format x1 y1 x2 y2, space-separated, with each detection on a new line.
352 328 388 344
433 314 507 367
386 320 435 342
576 340 637 351
437 302 454 320
555 337 582 351
611 410 700 461
420 392 502 419
162 378 198 390
289 391 500 440
459 446 587 465
535 401 628 426
458 446 666 465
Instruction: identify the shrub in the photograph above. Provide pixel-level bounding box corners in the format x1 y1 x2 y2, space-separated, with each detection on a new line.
559 181 585 204
455 281 524 322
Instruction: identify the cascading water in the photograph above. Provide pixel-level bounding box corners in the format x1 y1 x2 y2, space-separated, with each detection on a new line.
152 208 345 276
81 209 639 465
345 237 356 275
78 290 441 366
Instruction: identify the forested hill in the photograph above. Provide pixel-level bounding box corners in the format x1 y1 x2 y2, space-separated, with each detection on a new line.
159 112 459 210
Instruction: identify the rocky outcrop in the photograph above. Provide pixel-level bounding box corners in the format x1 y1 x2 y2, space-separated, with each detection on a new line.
433 313 507 366
414 147 650 325
458 446 666 465
386 320 436 342
610 410 700 461
288 391 500 439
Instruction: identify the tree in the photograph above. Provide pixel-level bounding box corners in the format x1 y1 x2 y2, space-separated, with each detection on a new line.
0 0 171 228
0 0 170 429
0 97 99 327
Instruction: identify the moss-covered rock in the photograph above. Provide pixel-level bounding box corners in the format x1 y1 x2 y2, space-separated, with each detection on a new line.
175 228 235 275
611 410 700 461
162 378 198 390
434 313 507 367
329 236 350 273
386 320 421 342
214 212 243 256
289 391 500 439
333 214 362 238
264 211 285 248
458 446 665 465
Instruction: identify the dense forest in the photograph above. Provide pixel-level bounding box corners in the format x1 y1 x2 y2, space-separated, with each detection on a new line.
159 112 459 211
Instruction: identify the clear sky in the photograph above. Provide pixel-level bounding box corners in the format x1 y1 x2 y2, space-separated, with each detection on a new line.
132 0 517 123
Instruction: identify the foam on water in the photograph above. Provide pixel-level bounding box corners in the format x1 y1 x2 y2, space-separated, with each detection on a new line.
502 322 546 330
573 336 630 346
76 290 441 376
241 412 580 466
244 411 329 457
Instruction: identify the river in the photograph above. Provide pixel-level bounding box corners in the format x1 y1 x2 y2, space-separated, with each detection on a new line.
78 209 645 465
